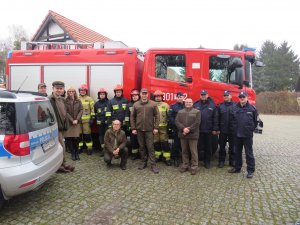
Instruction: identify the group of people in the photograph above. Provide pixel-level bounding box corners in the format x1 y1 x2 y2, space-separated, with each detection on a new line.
38 81 259 178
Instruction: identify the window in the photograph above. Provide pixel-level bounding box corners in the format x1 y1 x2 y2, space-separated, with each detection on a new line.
209 56 242 84
0 101 56 135
155 54 186 82
17 102 56 133
0 103 16 135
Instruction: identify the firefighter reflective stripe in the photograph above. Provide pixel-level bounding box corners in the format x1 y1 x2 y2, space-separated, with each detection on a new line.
122 103 127 110
97 109 102 113
82 102 90 105
132 148 138 154
97 120 101 125
90 100 95 116
163 152 171 160
112 105 119 110
159 123 168 127
125 116 130 122
106 111 112 117
86 141 93 148
79 142 83 147
155 151 162 158
81 114 91 121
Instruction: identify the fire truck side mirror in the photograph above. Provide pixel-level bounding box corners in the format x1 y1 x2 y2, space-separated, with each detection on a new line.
255 61 264 67
185 76 192 83
235 67 244 89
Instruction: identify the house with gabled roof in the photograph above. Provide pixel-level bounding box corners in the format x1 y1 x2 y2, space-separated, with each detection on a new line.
26 10 126 50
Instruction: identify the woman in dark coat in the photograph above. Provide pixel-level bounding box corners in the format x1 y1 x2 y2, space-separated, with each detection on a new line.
64 87 83 160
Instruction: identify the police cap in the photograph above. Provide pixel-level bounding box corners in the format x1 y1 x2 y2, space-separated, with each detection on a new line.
224 90 231 96
200 90 208 95
238 91 248 97
176 92 184 97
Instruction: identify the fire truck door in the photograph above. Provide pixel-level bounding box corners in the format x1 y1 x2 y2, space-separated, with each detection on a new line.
90 64 123 100
150 54 190 103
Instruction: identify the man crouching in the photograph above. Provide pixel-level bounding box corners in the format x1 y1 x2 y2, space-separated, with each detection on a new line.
104 119 128 170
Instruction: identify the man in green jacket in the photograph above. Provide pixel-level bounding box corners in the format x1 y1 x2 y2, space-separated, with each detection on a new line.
131 88 160 174
104 119 128 170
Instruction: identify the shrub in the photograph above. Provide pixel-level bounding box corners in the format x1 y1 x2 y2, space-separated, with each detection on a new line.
256 91 300 114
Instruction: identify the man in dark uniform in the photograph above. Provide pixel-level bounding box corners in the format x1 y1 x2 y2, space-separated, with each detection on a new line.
193 90 219 169
106 84 128 131
125 89 140 160
94 88 109 157
228 91 258 179
218 90 235 168
168 92 185 167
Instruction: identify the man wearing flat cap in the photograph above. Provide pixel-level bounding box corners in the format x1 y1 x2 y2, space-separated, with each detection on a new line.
168 92 185 167
38 83 47 96
49 81 75 173
217 90 235 168
228 91 258 179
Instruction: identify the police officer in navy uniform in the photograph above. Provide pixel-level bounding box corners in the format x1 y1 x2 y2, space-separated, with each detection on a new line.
218 90 235 168
228 91 258 179
193 90 219 169
168 92 185 167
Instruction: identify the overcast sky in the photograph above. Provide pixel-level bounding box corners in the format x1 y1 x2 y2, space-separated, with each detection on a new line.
1 0 299 56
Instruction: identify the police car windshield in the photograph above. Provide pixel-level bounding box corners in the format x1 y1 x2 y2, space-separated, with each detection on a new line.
0 101 56 135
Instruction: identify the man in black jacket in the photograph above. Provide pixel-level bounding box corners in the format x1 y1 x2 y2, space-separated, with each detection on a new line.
168 92 185 167
193 90 219 169
228 91 258 179
218 90 235 168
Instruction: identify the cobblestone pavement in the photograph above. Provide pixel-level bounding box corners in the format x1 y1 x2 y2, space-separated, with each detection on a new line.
0 115 299 225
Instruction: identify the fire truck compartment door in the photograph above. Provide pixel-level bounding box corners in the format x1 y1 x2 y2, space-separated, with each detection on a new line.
10 66 40 91
90 65 123 100
43 65 86 96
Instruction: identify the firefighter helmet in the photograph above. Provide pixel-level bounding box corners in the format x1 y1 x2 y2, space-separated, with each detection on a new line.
79 84 88 91
114 84 123 91
154 90 164 96
130 89 140 95
98 88 107 93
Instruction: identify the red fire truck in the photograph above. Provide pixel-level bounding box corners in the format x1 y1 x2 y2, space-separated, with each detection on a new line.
6 42 261 106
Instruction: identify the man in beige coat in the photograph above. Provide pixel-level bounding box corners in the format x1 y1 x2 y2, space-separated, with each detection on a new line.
175 98 201 175
131 88 160 174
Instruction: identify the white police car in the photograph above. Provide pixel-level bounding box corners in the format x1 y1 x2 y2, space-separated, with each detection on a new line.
0 90 63 208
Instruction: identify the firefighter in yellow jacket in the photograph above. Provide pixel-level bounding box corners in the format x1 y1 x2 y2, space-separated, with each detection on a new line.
78 84 95 155
153 90 171 166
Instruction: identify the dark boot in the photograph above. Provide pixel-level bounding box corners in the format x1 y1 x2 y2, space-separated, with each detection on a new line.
131 153 138 160
71 150 76 161
99 151 104 157
87 149 93 155
174 158 180 167
165 160 171 166
75 151 80 160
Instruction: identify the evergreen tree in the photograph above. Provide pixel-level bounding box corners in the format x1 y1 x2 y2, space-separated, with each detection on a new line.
252 40 300 92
